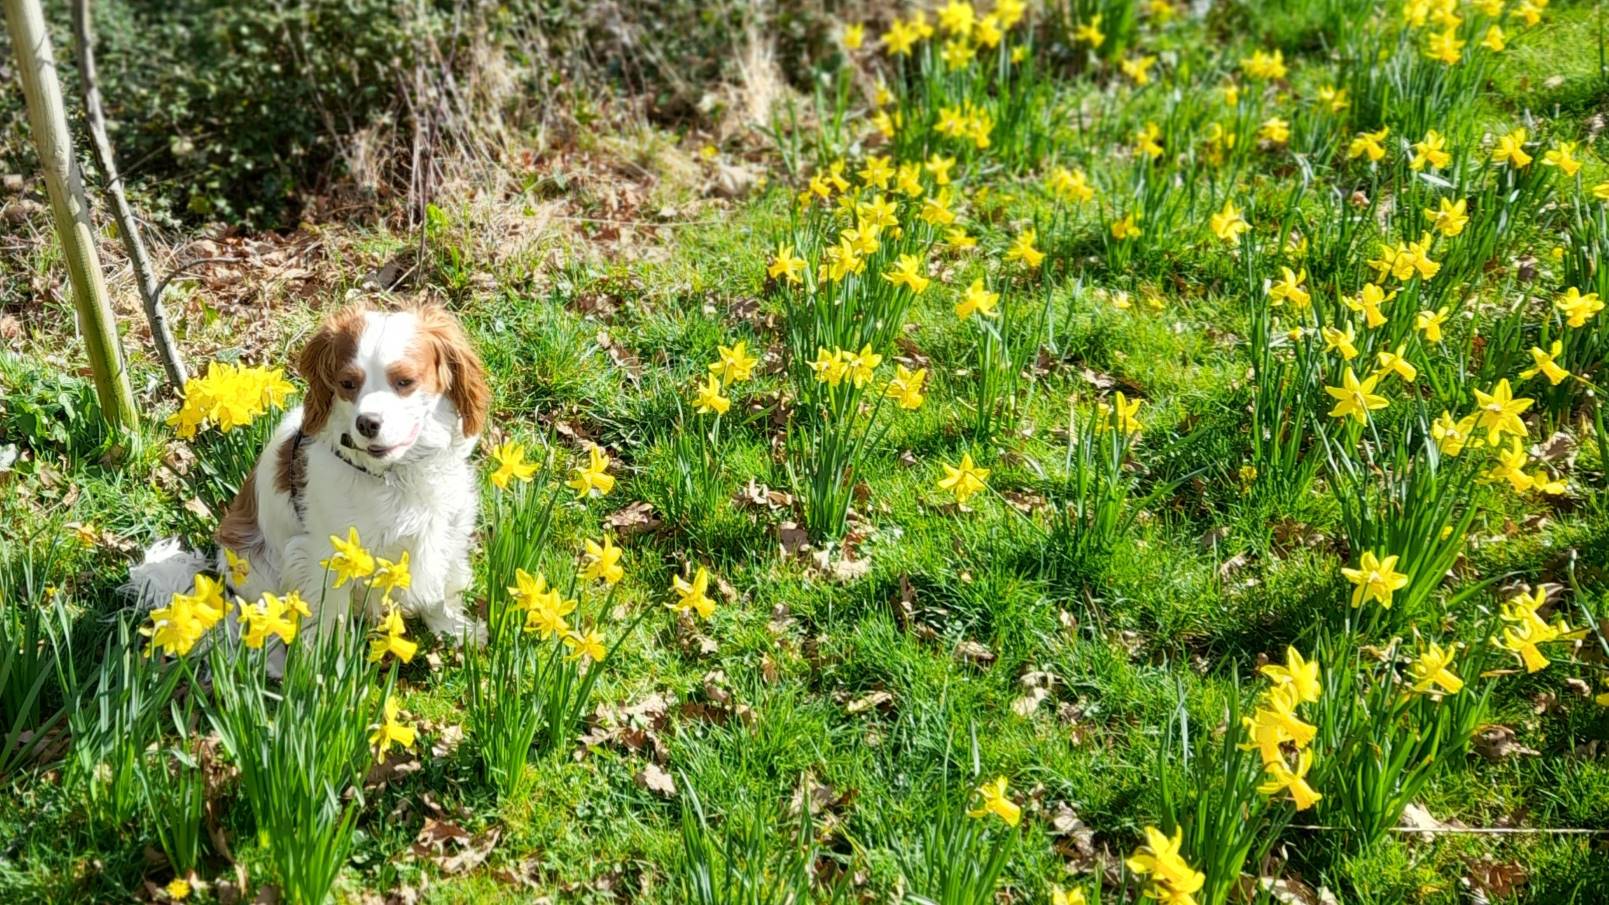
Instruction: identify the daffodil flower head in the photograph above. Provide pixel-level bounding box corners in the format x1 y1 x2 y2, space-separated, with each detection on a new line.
567 446 615 498
489 440 539 490
322 527 376 588
670 566 717 620
966 776 1021 826
369 695 417 763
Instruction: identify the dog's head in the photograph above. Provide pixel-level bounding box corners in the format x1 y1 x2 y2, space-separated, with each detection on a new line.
298 303 489 465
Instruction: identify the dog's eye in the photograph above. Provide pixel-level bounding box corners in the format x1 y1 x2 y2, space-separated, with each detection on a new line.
339 379 359 391
394 377 415 389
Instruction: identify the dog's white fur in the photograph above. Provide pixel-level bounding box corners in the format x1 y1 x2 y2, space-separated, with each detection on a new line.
129 303 490 643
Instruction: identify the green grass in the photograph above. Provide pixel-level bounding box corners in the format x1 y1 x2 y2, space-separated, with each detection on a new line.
4 2 1609 903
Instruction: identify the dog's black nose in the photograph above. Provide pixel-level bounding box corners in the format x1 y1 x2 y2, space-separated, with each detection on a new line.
355 414 383 439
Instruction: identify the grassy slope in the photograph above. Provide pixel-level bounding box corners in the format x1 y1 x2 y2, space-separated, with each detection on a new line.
3 4 1609 904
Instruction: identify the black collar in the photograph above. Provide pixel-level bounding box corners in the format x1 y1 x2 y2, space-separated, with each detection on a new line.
321 431 394 481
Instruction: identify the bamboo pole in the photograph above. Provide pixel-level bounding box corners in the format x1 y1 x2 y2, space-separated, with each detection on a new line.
4 0 138 430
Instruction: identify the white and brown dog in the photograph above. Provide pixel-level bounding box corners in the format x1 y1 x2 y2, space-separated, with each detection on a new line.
131 302 490 642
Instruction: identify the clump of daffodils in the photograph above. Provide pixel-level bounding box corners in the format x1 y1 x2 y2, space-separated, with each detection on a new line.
167 361 296 439
143 574 232 656
1246 646 1324 811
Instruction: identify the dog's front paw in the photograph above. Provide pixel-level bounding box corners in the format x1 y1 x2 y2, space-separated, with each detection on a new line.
423 608 487 647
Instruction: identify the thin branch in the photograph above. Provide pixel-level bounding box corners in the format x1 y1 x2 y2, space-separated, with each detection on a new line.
69 0 187 391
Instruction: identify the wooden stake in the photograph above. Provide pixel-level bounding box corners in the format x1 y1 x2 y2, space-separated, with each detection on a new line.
5 0 137 430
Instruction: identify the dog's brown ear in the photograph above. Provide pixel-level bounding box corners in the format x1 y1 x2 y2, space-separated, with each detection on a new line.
297 304 367 436
415 303 490 437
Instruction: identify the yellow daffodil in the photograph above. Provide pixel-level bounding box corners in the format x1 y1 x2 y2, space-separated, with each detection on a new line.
1373 345 1417 382
322 528 376 588
1347 126 1389 162
1411 130 1451 170
489 440 538 490
1047 166 1095 204
1126 825 1206 904
1268 267 1310 308
841 23 864 51
810 347 851 387
1258 117 1291 145
1316 84 1349 114
1541 142 1581 177
768 244 806 284
1343 283 1395 328
567 446 615 498
846 345 882 387
143 575 231 657
1097 392 1143 434
1341 550 1408 608
1241 48 1287 80
1485 438 1535 492
1242 683 1318 764
368 606 418 663
938 453 990 504
1492 128 1532 168
883 18 920 56
524 587 576 638
885 364 928 410
1005 228 1045 268
1120 54 1157 85
938 0 975 36
1260 646 1321 704
1424 27 1463 64
1135 122 1164 160
1110 212 1143 241
370 551 412 598
670 566 716 619
945 226 978 250
1415 306 1450 342
238 591 304 649
166 362 296 439
1425 197 1468 237
1432 410 1478 456
224 547 251 585
1210 199 1249 243
1481 24 1506 52
693 374 731 416
564 627 607 662
1257 749 1323 810
883 254 932 295
954 278 1000 319
369 696 417 763
1472 379 1532 442
1407 642 1464 695
710 341 759 386
1555 287 1602 327
1322 325 1359 360
580 535 624 585
1073 14 1104 48
966 776 1021 826
1520 341 1570 386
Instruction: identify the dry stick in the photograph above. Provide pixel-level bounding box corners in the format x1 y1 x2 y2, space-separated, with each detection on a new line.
5 0 137 429
69 0 186 391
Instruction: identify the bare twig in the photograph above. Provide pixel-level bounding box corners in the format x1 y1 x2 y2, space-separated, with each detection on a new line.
149 256 250 304
69 0 187 390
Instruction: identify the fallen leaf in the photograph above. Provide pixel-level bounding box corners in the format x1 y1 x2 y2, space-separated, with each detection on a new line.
846 690 894 715
638 762 677 797
954 640 995 667
604 501 660 535
1473 725 1539 760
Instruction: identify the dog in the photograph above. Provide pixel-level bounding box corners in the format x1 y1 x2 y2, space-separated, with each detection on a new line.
130 302 491 644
